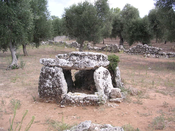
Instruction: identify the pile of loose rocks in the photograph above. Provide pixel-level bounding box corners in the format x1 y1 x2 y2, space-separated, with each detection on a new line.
38 52 123 107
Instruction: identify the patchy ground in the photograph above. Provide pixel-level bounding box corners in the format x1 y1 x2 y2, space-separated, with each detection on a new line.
0 40 175 131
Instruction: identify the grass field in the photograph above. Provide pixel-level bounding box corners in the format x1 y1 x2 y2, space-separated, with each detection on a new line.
0 42 175 131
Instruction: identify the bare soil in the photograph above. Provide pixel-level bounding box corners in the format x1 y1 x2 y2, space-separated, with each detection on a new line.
0 39 175 131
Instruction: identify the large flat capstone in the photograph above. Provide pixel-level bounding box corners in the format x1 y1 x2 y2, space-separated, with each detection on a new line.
40 52 109 70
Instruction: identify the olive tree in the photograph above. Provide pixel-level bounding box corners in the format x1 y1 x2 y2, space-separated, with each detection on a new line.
63 0 110 51
126 16 153 45
148 9 165 43
111 4 140 46
0 0 33 69
155 0 175 42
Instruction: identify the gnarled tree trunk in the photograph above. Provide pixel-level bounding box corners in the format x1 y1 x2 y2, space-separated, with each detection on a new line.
119 36 124 46
79 40 84 51
8 42 19 69
22 44 28 56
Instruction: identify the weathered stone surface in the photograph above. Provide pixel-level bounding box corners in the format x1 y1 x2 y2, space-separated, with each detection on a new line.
55 52 109 70
109 98 123 103
60 78 109 106
38 66 67 101
65 120 124 131
126 44 162 55
62 92 105 106
70 41 80 48
115 67 123 88
109 88 122 99
94 67 113 97
40 58 56 67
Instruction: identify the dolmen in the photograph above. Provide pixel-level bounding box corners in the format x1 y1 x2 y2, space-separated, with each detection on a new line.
38 52 123 107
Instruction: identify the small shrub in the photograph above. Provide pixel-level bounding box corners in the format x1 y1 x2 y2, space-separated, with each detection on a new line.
9 104 35 131
122 124 140 131
149 115 165 130
11 65 19 70
20 60 26 69
10 99 21 110
108 54 120 73
46 115 72 131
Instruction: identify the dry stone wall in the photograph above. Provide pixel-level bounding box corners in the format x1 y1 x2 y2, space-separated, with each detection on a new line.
126 44 175 58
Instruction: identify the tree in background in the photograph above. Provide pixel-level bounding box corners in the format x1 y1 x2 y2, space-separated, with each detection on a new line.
148 9 165 43
63 0 110 51
0 0 33 69
95 0 113 44
29 0 52 48
126 16 153 45
111 4 140 46
155 0 175 42
51 16 66 37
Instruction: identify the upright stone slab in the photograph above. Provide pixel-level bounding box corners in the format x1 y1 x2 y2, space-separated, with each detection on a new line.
94 67 113 97
115 66 123 88
38 66 67 101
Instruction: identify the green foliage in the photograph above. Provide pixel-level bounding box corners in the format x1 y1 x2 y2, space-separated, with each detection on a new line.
95 0 113 41
122 124 140 131
155 0 175 42
9 103 35 131
0 0 33 51
64 2 101 45
148 9 164 42
108 54 120 73
10 99 21 110
52 16 63 37
111 4 140 45
20 60 26 69
63 0 111 50
149 115 165 130
46 114 72 131
30 0 53 47
126 16 153 45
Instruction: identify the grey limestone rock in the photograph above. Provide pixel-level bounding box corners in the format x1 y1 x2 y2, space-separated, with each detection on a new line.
115 66 123 88
38 66 67 101
55 52 109 70
40 58 56 67
68 120 91 131
109 88 122 99
65 121 124 131
94 67 113 97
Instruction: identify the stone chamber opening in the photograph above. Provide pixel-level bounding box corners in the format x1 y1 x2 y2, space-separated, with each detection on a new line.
63 69 97 94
